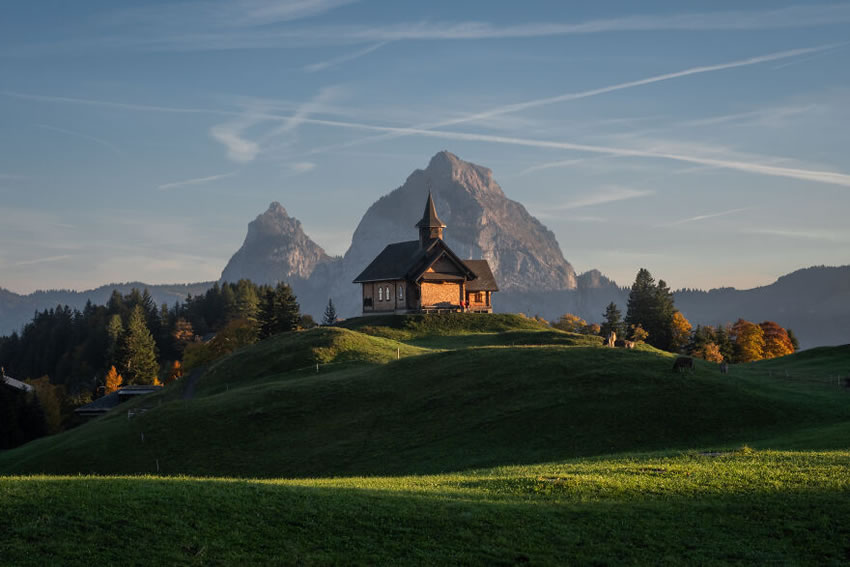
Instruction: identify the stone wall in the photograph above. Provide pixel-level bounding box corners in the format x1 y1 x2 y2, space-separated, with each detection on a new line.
422 282 462 306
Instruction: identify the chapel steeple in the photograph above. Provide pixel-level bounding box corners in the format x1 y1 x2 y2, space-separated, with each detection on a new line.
415 191 446 247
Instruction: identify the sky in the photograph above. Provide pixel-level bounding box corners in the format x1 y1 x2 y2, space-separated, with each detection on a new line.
1 0 849 294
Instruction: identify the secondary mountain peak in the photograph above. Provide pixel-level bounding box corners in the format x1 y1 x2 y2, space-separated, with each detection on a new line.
220 202 332 284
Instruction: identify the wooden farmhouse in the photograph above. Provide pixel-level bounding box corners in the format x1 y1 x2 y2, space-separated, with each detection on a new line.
353 193 498 315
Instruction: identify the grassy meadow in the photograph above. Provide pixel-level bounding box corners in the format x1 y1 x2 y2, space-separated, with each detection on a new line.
1 314 848 565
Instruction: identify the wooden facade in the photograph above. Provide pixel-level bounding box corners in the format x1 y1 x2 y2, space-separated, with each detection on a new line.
353 193 498 315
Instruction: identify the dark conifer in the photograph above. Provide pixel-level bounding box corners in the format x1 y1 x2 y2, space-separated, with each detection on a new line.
322 298 338 326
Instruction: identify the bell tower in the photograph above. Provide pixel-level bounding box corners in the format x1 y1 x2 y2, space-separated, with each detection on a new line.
415 191 446 248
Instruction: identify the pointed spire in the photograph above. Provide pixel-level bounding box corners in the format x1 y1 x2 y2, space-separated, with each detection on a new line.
416 189 446 246
415 189 446 230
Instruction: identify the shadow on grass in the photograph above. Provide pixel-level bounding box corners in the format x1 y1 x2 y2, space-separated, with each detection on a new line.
2 471 850 566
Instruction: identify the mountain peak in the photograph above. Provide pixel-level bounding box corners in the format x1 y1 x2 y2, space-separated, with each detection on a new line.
264 201 289 218
220 202 331 284
421 150 498 198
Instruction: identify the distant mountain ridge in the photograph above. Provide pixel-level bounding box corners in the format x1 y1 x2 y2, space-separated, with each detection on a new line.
0 282 215 336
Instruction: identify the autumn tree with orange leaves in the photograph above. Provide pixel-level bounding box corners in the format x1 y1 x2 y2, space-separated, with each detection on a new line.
731 319 766 363
759 321 795 359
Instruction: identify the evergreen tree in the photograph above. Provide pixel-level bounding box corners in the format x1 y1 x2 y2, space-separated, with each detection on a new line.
599 302 624 338
322 298 338 326
625 268 656 335
258 283 301 339
235 280 260 322
625 268 678 351
106 314 124 367
786 328 800 352
653 280 676 350
122 305 159 385
714 324 734 362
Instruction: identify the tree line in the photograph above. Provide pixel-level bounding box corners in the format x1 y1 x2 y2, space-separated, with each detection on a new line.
553 268 799 363
0 280 309 446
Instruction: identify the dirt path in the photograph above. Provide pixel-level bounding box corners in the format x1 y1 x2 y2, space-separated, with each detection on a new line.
181 368 204 400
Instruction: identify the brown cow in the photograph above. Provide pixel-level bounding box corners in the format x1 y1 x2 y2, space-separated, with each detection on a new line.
672 357 695 373
624 340 635 349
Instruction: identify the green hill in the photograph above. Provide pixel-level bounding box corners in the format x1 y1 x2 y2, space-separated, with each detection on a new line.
2 315 847 477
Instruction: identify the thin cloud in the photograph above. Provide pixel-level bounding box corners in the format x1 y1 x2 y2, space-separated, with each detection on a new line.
666 207 752 226
67 4 850 52
36 124 122 155
287 117 850 188
542 187 655 214
743 227 850 243
305 43 840 156
305 41 388 72
288 161 316 173
157 171 237 190
109 0 358 30
4 90 233 116
14 255 73 266
519 155 618 176
211 86 343 162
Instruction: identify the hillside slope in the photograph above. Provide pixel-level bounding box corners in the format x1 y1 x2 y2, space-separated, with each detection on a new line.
2 315 847 478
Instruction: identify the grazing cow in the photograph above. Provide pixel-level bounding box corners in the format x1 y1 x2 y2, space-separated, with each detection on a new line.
606 331 616 348
672 357 695 373
719 361 729 374
624 340 635 349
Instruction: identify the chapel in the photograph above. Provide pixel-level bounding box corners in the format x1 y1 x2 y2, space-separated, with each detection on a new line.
352 193 498 314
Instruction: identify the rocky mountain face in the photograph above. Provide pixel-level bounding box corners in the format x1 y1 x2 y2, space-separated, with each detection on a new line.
220 202 334 286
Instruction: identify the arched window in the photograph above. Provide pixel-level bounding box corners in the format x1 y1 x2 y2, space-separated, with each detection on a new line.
398 286 404 300
386 286 391 301
378 286 383 301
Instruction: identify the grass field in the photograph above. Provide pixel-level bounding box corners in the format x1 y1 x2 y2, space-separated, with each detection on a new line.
1 314 848 565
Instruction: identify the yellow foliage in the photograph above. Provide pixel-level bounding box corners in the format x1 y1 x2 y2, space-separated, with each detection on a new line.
759 321 795 359
629 324 649 343
104 365 123 394
693 342 724 363
553 313 587 333
165 360 183 384
670 311 693 353
732 319 765 363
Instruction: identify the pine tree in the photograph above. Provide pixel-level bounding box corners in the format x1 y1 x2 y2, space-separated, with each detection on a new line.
122 305 159 385
106 314 124 367
625 269 656 336
600 302 624 339
322 298 338 326
235 280 260 322
258 283 301 339
714 324 734 362
625 268 677 351
786 328 800 352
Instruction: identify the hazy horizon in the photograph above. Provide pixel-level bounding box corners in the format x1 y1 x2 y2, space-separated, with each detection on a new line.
2 1 849 294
